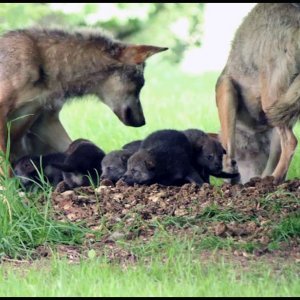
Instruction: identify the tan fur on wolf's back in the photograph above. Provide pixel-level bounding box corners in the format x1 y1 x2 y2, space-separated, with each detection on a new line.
216 3 300 184
0 28 168 174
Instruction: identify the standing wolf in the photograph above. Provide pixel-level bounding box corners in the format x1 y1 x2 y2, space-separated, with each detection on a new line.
216 3 300 184
0 28 167 173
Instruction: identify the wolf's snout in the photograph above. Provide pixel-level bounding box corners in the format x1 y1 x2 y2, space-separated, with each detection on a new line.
121 174 134 185
124 106 133 124
120 105 145 127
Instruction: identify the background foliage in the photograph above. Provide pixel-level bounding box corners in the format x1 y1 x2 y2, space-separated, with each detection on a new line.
0 3 205 63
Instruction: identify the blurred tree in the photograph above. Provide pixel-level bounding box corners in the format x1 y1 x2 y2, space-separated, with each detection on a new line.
0 3 204 63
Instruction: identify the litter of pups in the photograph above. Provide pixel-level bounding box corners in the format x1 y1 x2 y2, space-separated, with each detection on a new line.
13 128 240 191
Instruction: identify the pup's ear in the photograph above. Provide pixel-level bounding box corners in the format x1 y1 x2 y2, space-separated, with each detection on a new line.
222 147 227 155
115 44 168 65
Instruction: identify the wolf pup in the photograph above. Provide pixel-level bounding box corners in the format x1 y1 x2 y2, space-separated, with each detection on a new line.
216 3 300 184
122 129 203 186
101 140 142 183
0 28 167 173
53 139 105 189
101 149 133 183
183 129 240 184
13 152 66 189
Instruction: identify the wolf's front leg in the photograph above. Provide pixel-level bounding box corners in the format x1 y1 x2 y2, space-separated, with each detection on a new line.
29 110 72 155
216 75 240 183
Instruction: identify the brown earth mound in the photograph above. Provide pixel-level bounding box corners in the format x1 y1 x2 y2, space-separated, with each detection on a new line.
45 176 300 264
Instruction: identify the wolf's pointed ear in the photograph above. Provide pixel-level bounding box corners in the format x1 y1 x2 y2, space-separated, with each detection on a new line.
116 45 168 65
222 147 227 155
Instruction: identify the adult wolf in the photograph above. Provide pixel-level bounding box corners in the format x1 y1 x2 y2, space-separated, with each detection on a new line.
0 27 167 173
216 3 300 184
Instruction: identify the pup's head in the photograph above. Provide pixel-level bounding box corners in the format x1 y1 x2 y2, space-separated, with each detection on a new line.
122 149 156 185
196 138 226 174
96 43 168 127
13 155 40 187
100 150 132 183
53 139 105 188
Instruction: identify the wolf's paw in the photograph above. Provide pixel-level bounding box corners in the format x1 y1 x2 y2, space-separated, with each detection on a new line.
223 158 240 184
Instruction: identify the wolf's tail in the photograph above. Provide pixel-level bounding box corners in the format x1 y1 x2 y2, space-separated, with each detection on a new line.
266 75 300 127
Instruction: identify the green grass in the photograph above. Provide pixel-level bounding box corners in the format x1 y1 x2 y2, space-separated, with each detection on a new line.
0 178 88 259
272 214 300 242
0 250 299 297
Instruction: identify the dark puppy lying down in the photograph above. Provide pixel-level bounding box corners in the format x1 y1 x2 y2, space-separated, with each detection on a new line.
14 128 239 190
101 140 142 183
183 129 240 183
101 149 133 183
122 129 203 186
53 139 105 189
13 152 66 189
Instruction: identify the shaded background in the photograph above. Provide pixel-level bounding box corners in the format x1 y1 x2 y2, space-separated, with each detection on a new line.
0 3 255 73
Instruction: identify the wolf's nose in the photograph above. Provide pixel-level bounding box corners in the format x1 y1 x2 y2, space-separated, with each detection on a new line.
122 105 145 127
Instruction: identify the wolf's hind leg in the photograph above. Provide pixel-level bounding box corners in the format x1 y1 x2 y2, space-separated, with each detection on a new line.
262 129 281 177
265 74 300 183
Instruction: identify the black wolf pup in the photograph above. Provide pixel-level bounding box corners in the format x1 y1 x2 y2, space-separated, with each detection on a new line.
122 129 203 186
13 152 66 189
101 149 133 183
183 129 240 183
101 139 142 183
53 139 105 188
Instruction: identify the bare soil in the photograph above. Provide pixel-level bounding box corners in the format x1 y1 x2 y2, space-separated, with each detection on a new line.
37 176 300 266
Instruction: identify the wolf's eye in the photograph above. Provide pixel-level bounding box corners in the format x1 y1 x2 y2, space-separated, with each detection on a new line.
207 154 214 161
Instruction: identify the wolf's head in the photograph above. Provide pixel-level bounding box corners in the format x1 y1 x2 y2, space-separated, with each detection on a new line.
100 149 131 183
196 138 226 174
122 149 156 185
96 44 168 127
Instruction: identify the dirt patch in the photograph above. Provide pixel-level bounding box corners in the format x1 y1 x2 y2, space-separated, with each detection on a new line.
39 176 299 265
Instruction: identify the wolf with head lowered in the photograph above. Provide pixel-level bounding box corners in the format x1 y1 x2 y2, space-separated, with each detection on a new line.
0 28 167 174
